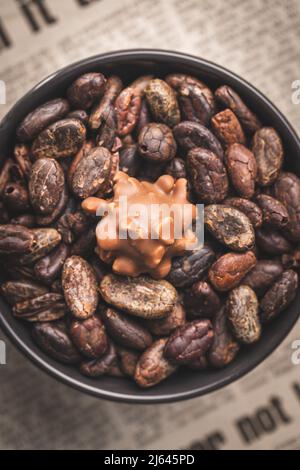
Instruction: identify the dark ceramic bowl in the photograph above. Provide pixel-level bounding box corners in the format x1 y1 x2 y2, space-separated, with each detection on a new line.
0 49 299 404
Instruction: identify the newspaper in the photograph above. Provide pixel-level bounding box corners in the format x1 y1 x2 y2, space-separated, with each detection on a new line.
1 0 300 450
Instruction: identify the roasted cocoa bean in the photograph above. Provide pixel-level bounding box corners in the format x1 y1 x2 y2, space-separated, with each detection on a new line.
0 224 34 254
14 144 32 180
165 157 186 179
80 341 118 377
215 86 261 133
166 73 216 126
29 158 65 215
260 270 298 323
102 307 153 351
1 280 48 305
146 301 186 336
117 347 139 377
187 148 228 203
211 109 246 147
62 256 99 319
67 72 106 109
18 228 61 265
100 274 177 319
115 86 142 136
32 321 81 364
173 121 224 160
243 260 284 297
119 144 141 176
224 197 263 228
227 285 261 344
134 338 177 388
225 144 257 198
32 118 86 160
3 182 30 214
256 227 292 255
274 172 300 242
164 319 214 364
145 79 180 128
89 76 123 130
208 307 240 368
209 251 257 291
184 281 221 318
205 205 255 251
17 99 70 142
138 123 176 162
70 314 108 359
13 292 66 322
252 127 283 186
34 243 69 285
256 194 289 228
167 246 216 288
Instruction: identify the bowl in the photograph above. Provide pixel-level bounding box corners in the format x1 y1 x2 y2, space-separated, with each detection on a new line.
0 49 299 404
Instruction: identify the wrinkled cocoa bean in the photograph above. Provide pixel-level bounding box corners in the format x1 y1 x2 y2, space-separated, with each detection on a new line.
211 109 246 147
274 172 300 242
184 281 221 318
243 260 284 297
79 341 118 377
102 307 153 351
70 314 108 359
225 144 257 198
134 338 177 388
256 194 289 228
1 280 48 305
164 319 214 364
187 148 228 203
260 270 298 323
208 307 240 368
115 86 142 136
67 72 106 109
138 123 176 162
173 121 224 160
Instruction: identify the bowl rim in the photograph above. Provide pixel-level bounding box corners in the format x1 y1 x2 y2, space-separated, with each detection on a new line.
1 48 300 404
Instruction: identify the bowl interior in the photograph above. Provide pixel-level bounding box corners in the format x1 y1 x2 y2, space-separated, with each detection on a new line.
0 50 299 403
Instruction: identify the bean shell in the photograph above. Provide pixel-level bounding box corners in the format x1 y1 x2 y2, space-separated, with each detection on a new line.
62 256 99 319
100 274 177 319
227 285 261 344
134 338 177 388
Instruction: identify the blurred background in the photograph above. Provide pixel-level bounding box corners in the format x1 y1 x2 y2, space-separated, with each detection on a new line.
0 0 300 450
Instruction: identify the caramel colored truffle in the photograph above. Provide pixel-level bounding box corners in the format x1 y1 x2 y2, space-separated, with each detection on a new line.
82 171 197 278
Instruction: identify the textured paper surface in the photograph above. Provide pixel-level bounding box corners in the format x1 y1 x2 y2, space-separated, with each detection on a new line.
1 0 300 450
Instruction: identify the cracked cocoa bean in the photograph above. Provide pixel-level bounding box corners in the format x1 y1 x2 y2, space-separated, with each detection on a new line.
208 307 240 368
274 172 300 242
115 86 142 136
173 121 224 160
256 194 289 228
1 280 48 305
211 109 246 147
67 72 106 110
243 260 284 297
